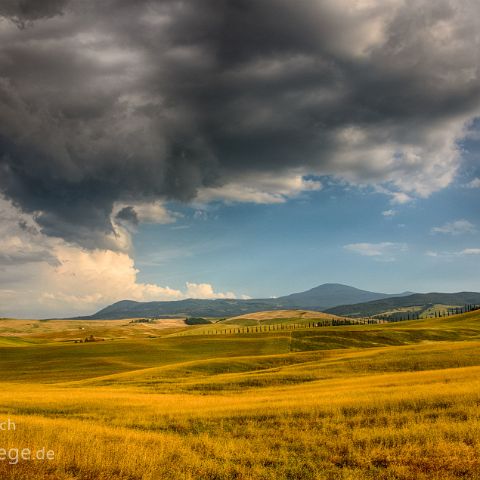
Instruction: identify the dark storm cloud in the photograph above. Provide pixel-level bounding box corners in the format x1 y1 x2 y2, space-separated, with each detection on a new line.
0 0 68 27
0 0 480 248
115 206 139 227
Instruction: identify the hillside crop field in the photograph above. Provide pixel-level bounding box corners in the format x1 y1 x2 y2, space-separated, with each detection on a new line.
1 311 480 479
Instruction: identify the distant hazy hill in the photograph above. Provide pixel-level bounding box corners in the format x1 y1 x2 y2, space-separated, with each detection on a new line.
325 292 480 318
78 283 410 320
82 298 277 320
273 283 409 309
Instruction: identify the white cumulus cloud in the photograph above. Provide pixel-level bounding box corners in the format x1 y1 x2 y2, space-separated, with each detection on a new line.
459 248 480 255
344 242 408 261
0 196 243 318
196 173 322 205
431 219 476 235
185 282 237 299
382 209 396 217
466 178 480 189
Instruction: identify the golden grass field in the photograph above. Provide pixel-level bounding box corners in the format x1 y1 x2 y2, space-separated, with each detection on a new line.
1 311 480 479
222 309 345 323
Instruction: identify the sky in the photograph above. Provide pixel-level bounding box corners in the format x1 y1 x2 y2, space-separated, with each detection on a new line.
0 0 479 318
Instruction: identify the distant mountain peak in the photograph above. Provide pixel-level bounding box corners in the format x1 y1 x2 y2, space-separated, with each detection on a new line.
77 283 412 320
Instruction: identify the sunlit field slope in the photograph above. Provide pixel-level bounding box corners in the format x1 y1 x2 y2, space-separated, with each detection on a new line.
222 309 343 323
1 311 480 479
173 310 378 336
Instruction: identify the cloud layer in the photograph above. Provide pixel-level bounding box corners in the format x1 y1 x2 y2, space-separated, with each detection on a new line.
431 219 476 235
344 242 408 261
0 196 239 318
0 0 480 248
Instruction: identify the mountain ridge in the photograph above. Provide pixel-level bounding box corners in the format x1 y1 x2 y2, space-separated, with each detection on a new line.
76 283 411 320
325 291 480 317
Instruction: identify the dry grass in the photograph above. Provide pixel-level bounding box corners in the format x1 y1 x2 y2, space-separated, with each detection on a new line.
224 309 343 322
0 318 187 344
1 313 480 479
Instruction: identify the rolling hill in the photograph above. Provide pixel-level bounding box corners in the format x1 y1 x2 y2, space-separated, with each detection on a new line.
2 309 480 479
325 291 480 318
78 283 410 320
272 283 411 308
223 309 340 322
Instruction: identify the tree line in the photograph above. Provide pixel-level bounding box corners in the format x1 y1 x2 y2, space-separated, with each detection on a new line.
374 304 480 322
195 317 387 336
